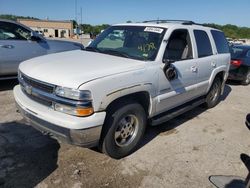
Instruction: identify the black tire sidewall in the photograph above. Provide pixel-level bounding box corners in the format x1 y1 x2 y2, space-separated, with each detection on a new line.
205 77 222 108
242 71 250 85
102 102 146 159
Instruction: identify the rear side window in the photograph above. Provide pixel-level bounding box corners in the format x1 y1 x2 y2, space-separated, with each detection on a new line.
211 30 229 54
194 30 213 58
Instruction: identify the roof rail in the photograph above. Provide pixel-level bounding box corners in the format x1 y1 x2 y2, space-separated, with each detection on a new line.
143 20 201 25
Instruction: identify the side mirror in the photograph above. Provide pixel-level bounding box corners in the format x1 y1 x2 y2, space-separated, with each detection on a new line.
30 32 43 42
163 59 177 81
163 59 175 65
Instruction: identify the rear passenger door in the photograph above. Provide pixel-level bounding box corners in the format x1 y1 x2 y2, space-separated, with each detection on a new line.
193 29 215 95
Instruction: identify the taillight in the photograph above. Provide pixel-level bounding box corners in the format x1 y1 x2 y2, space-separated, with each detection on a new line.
231 60 242 67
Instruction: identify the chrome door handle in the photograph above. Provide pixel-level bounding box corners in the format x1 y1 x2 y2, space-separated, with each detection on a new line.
211 62 217 68
0 45 14 49
191 66 198 73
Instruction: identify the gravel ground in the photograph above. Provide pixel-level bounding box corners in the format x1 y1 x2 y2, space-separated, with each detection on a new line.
0 79 249 188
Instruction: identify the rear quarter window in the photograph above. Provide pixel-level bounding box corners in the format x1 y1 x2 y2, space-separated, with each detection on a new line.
211 30 229 54
194 30 213 58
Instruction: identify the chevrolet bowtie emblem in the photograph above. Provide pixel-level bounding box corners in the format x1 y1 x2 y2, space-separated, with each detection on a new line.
25 85 32 95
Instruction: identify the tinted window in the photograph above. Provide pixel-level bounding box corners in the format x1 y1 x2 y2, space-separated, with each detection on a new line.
211 30 229 54
0 21 31 40
194 30 213 58
230 46 247 58
163 29 193 61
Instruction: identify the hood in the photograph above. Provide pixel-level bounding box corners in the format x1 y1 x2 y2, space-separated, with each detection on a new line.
45 39 84 52
19 50 145 89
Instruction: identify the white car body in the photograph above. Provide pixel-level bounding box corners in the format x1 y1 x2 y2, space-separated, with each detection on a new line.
14 21 230 149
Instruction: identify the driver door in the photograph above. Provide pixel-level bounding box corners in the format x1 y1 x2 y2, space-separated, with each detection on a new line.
0 21 47 75
156 29 199 114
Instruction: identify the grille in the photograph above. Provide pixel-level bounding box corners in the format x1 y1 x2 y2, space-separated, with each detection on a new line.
22 88 53 107
20 73 55 107
21 74 54 93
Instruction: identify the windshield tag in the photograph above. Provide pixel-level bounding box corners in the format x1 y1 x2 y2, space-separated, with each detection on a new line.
144 27 163 33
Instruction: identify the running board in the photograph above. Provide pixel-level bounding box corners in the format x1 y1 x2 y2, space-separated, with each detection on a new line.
151 97 206 126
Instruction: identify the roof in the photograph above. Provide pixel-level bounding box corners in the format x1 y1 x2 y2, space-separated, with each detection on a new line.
114 20 220 31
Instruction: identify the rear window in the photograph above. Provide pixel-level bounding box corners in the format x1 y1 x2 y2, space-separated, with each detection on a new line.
211 30 229 54
230 46 247 58
194 30 213 58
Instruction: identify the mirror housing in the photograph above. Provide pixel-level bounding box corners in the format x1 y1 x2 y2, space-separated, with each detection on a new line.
163 61 177 81
30 32 43 42
163 59 175 66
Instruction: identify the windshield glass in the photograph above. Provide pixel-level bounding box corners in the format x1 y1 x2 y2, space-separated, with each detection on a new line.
88 26 166 61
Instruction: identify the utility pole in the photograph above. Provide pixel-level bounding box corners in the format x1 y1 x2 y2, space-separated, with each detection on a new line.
80 7 83 43
75 0 78 38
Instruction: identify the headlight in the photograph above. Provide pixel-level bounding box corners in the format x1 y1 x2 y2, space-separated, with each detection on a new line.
54 86 93 116
55 86 92 101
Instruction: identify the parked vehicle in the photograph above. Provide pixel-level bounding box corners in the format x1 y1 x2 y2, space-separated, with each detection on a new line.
228 45 250 85
209 114 250 188
0 19 84 80
14 20 230 159
246 114 250 130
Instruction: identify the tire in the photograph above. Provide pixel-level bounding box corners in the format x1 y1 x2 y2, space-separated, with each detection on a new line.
100 101 146 159
241 71 250 85
204 77 222 108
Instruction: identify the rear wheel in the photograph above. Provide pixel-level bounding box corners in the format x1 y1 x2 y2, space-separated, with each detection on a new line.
204 77 222 108
100 101 146 159
241 71 250 85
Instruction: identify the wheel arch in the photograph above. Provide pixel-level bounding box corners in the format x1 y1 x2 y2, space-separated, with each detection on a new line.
105 91 151 117
207 67 228 95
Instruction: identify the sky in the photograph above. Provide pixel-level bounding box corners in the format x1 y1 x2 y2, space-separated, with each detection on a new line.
1 0 250 27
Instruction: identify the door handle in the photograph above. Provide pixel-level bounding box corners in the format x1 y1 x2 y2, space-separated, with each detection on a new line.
191 66 198 73
211 62 217 68
0 45 14 49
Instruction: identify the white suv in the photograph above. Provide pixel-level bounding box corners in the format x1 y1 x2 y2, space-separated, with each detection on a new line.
14 20 230 159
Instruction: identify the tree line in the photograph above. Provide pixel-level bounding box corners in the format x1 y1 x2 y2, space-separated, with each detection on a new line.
1 14 249 39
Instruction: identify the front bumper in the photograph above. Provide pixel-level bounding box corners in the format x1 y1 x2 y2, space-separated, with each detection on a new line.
14 85 106 147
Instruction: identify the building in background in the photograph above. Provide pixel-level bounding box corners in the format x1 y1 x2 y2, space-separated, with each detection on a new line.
17 19 74 38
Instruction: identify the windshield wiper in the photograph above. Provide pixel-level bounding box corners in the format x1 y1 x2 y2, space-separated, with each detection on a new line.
85 46 101 52
101 49 131 58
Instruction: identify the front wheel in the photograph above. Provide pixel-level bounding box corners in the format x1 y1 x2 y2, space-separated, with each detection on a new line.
100 101 146 159
204 77 222 108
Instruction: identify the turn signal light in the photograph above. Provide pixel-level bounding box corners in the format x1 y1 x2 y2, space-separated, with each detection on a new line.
76 107 94 117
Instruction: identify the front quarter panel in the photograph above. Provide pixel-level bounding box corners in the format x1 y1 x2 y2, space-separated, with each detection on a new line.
78 66 158 116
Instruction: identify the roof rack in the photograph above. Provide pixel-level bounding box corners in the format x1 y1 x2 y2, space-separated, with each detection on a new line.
143 20 202 25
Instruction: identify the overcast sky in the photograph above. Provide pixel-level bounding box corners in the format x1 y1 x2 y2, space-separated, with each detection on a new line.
1 0 250 26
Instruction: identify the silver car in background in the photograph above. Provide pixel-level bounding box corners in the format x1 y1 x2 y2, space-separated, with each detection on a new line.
0 19 84 80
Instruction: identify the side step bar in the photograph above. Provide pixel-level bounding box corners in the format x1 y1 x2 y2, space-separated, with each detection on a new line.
151 97 206 126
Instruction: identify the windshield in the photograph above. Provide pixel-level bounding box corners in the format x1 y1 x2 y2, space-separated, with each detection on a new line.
87 26 166 61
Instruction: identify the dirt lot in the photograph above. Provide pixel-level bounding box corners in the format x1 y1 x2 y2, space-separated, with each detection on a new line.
0 79 250 188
